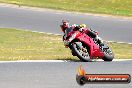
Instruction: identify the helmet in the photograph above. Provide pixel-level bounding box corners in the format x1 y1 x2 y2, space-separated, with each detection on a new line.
61 20 69 28
80 24 86 28
61 20 70 33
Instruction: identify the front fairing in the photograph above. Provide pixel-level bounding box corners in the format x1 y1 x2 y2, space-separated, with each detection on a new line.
75 33 104 58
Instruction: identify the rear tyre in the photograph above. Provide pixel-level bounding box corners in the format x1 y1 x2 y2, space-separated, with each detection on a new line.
102 44 114 61
71 42 91 62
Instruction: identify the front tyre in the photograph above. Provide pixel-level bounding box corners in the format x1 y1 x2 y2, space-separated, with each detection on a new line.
71 42 91 62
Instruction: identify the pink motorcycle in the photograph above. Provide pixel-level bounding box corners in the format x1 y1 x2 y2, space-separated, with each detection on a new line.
63 28 114 62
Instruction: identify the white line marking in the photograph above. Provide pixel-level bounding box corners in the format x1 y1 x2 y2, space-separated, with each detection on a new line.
0 60 65 63
0 59 132 63
25 29 132 44
108 41 132 45
93 59 132 62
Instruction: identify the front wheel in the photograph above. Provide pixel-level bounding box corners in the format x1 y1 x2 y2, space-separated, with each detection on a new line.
101 43 114 61
71 42 91 62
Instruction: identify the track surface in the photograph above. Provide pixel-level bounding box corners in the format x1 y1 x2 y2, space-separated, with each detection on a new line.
0 4 132 88
0 61 132 88
0 5 132 43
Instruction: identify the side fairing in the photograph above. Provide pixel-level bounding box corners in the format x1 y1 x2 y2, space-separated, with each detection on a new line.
76 33 104 58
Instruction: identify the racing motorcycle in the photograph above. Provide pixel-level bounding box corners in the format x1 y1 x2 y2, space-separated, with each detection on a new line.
63 27 114 62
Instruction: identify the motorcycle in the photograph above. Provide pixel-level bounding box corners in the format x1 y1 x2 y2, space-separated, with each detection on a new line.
63 27 114 62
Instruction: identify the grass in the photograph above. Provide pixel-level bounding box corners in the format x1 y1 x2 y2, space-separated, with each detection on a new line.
0 28 76 61
0 28 132 61
0 0 132 16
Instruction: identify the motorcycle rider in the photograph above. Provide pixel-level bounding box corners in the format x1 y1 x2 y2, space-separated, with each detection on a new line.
78 24 103 46
60 20 103 46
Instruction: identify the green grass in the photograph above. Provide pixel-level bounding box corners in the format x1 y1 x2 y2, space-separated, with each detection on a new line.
0 28 132 61
0 0 132 16
0 28 76 61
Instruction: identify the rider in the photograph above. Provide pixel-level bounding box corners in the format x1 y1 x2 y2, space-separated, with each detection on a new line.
60 20 103 46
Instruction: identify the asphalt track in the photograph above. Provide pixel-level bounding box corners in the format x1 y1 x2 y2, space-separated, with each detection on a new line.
0 4 132 43
0 4 132 88
0 61 132 88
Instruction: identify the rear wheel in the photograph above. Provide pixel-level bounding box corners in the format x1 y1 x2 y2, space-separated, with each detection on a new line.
101 43 114 61
71 42 91 62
